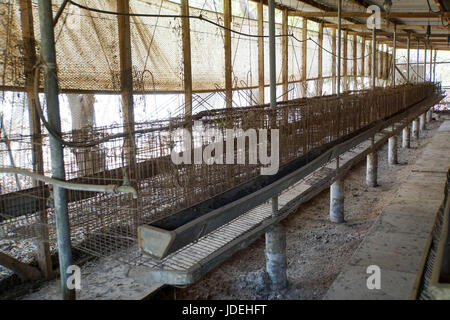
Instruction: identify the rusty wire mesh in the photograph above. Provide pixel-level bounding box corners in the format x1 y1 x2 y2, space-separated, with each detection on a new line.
0 83 438 265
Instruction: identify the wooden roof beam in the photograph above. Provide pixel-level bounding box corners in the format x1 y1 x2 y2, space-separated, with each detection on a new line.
323 23 447 31
291 0 363 26
288 11 450 19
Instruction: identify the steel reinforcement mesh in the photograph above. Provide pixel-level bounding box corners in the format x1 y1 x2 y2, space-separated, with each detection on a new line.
0 83 438 262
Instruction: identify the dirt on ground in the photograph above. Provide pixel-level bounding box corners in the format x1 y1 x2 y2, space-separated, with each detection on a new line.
14 119 443 300
168 119 443 300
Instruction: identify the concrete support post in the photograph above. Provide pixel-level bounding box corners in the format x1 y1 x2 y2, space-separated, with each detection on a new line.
412 118 420 139
402 126 410 149
330 179 345 223
426 110 432 123
265 223 288 291
388 135 398 165
330 0 345 225
366 137 378 187
420 113 426 132
265 197 288 291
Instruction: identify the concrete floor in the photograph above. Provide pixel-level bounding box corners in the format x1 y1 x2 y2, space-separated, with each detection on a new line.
325 119 450 300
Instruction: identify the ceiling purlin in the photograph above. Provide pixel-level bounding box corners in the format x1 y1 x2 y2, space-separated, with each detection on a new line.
340 0 427 38
292 0 363 25
297 0 444 47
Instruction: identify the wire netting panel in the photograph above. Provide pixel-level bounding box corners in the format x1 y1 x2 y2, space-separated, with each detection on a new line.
130 0 183 92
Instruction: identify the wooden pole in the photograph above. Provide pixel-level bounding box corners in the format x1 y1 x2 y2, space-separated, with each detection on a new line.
224 0 232 108
0 251 42 281
361 36 366 79
368 36 372 80
372 28 376 89
433 49 437 83
118 0 134 127
281 9 288 101
378 44 383 82
378 45 382 81
118 0 135 154
424 43 427 81
257 0 264 104
301 18 307 97
393 25 397 86
117 0 137 240
332 27 337 95
428 48 431 82
19 0 52 279
429 48 433 82
317 22 323 96
343 30 348 91
417 40 420 83
384 45 389 83
337 0 341 97
352 35 357 90
181 0 192 115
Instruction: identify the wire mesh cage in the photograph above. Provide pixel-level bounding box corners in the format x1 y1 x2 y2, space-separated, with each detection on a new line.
0 83 438 268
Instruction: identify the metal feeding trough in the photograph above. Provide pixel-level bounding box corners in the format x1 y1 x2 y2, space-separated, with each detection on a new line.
137 121 388 259
137 95 443 263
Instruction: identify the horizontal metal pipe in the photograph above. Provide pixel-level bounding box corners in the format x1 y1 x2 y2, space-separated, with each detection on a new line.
0 167 138 199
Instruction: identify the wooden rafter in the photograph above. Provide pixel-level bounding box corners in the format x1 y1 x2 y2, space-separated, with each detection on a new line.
288 11 450 18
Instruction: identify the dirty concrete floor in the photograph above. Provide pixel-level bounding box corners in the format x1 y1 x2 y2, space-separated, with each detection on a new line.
16 119 443 300
170 119 443 300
